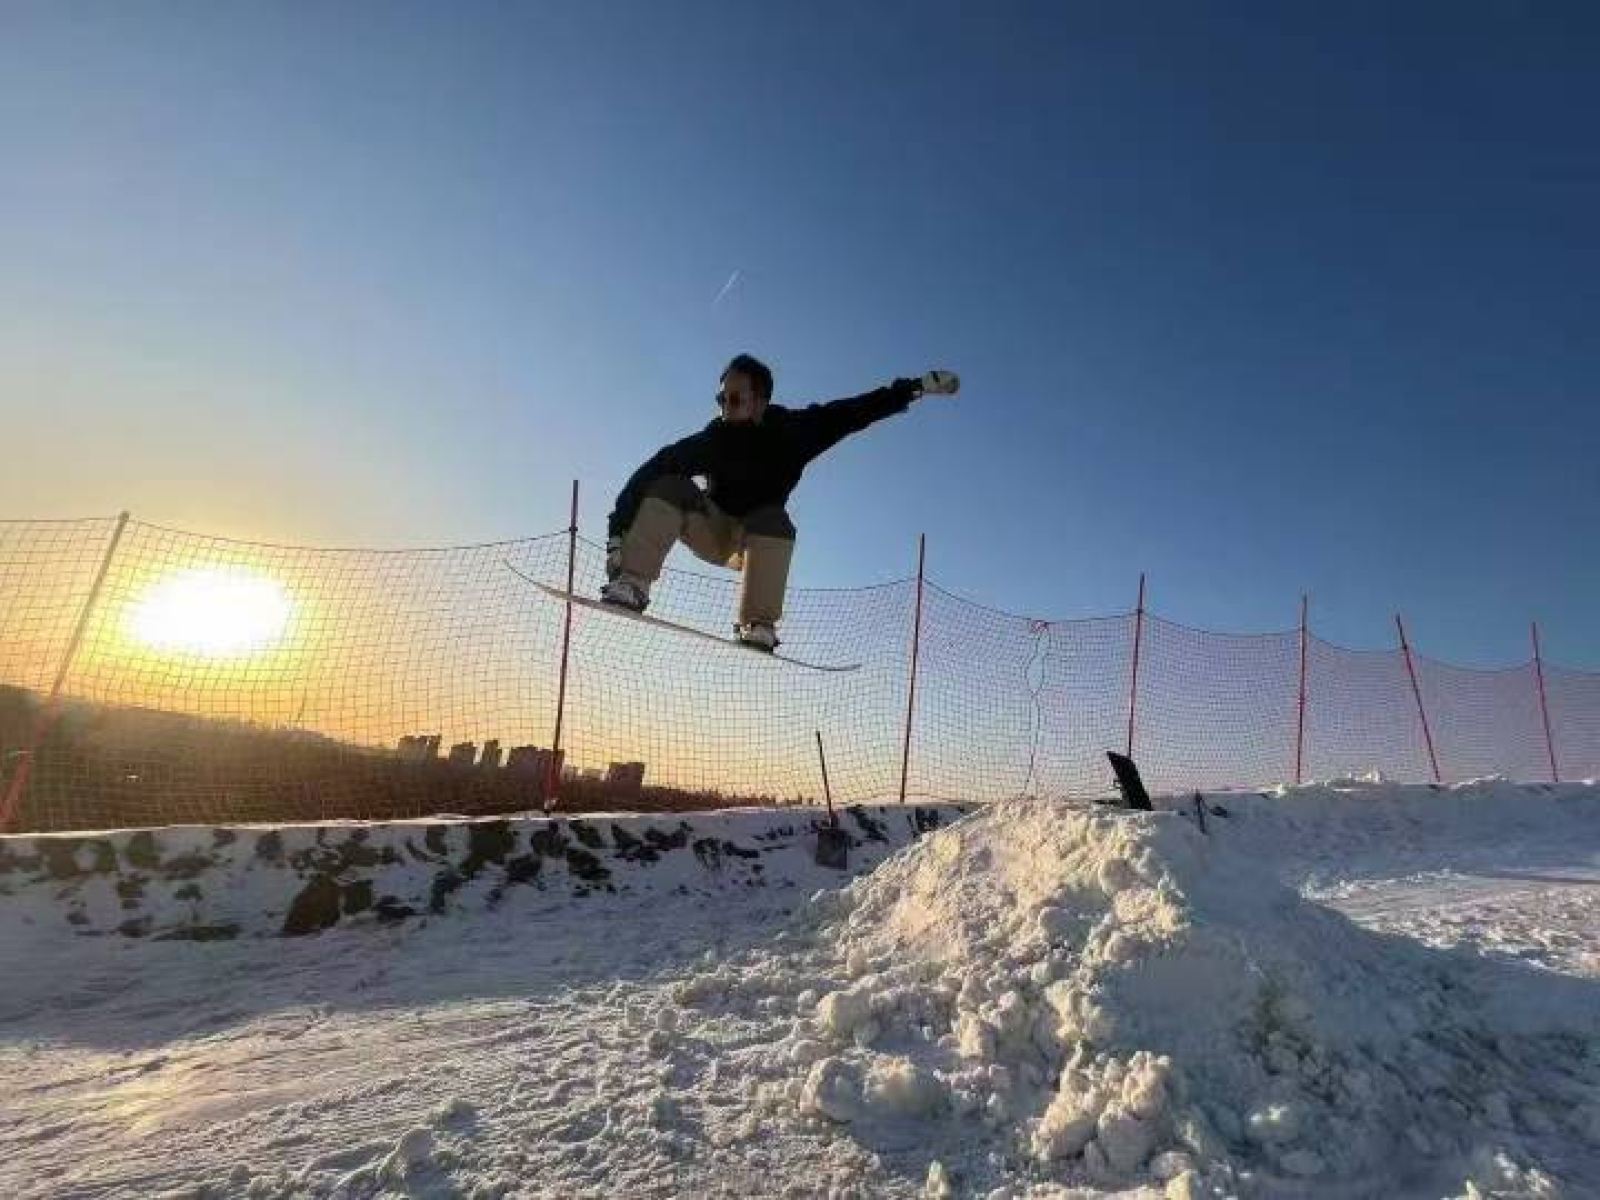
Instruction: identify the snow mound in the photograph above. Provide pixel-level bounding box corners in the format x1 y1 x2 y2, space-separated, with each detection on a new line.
692 798 1599 1195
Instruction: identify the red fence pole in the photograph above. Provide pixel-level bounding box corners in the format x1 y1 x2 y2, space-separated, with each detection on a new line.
1 510 131 832
545 480 579 811
1295 594 1309 786
1532 621 1560 783
897 534 926 805
1125 573 1146 759
1396 613 1442 784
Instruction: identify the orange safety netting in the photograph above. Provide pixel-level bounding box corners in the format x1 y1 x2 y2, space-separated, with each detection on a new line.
0 516 1593 833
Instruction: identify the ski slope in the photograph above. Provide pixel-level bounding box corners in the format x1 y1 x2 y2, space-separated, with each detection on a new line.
1 780 1597 1199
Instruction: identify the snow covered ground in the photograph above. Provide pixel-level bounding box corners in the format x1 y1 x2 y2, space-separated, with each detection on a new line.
1 780 1597 1199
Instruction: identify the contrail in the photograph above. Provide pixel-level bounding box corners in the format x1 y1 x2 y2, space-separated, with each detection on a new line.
711 269 743 309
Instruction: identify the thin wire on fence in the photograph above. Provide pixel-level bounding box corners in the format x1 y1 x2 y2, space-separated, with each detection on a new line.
0 511 1595 834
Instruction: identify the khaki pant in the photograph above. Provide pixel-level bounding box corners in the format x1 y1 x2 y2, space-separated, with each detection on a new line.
617 476 795 626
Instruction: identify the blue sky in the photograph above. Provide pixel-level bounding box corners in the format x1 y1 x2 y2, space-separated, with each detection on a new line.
2 1 1596 667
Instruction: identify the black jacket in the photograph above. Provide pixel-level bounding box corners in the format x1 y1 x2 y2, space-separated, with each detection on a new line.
608 381 919 535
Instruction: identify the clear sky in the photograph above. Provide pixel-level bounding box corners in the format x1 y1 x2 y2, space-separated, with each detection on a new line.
2 1 1596 668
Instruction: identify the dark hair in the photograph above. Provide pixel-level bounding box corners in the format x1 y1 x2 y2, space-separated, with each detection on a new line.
720 353 774 400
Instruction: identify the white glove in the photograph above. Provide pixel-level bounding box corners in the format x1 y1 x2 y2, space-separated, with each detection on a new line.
920 369 960 396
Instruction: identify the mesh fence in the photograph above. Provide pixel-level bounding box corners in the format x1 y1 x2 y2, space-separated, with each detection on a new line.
1545 664 1600 784
908 586 1134 803
0 514 1595 833
1300 635 1436 787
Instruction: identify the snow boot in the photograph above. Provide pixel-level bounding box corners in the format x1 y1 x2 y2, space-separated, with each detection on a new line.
600 576 649 613
734 621 779 653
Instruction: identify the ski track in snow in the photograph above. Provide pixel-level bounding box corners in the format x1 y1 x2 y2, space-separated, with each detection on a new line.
1 894 873 1200
1317 864 1600 978
2 781 1598 1200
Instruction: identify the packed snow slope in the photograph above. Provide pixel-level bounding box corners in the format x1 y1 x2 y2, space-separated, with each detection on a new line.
1 780 1597 1199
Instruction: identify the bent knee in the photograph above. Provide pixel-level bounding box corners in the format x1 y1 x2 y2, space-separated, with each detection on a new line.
742 506 796 540
643 475 706 512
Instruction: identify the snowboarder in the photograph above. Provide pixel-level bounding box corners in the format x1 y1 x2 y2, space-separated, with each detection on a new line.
603 354 960 651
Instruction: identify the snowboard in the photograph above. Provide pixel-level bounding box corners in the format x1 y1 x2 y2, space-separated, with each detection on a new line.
1105 750 1154 811
506 563 860 673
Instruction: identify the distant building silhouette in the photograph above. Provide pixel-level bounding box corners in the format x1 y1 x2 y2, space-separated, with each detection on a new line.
506 744 564 782
447 741 477 768
397 734 442 762
606 761 645 793
480 739 502 770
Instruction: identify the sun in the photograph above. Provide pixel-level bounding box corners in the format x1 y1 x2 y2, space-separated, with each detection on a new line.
129 567 293 657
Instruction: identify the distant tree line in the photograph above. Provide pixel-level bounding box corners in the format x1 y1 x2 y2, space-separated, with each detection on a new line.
0 685 804 833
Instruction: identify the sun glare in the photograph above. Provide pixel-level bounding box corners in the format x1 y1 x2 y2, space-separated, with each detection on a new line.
129 568 293 657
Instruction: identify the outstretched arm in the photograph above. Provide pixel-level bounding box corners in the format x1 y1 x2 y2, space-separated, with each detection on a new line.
607 430 712 536
794 371 961 459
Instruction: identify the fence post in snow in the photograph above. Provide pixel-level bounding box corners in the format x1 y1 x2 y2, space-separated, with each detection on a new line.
1125 573 1146 759
545 480 579 812
1295 594 1309 786
0 510 131 833
897 533 927 805
1395 613 1442 784
1532 621 1560 784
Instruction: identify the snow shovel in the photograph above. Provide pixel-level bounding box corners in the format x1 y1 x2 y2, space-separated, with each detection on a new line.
814 730 849 870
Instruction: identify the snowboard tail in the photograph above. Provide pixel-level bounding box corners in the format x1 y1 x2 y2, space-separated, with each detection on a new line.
1105 751 1154 811
506 563 861 673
